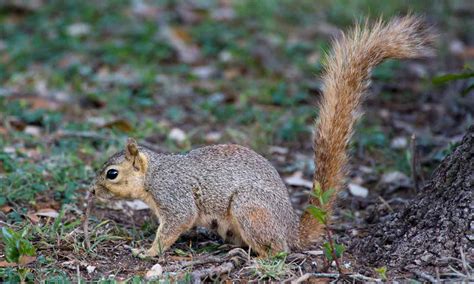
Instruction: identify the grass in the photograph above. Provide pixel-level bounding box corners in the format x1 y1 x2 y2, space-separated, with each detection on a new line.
0 0 471 281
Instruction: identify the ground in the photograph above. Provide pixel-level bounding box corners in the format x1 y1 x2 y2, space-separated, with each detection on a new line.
0 0 473 282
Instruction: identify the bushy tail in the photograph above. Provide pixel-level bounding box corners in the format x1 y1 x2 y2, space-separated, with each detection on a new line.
298 16 435 247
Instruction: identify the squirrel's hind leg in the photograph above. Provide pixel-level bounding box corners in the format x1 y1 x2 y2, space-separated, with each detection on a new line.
229 196 290 257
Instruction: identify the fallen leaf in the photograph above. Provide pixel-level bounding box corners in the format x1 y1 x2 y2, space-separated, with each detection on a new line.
102 119 134 132
145 263 163 280
305 250 324 256
192 65 216 80
66 23 91 37
0 261 16 267
1 205 12 213
35 208 59 218
24 125 41 137
124 200 149 210
284 171 312 188
87 265 96 274
22 97 61 111
19 255 36 266
105 199 150 211
27 213 40 223
162 26 201 64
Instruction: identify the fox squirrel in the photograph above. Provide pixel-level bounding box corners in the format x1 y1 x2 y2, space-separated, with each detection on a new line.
91 16 434 258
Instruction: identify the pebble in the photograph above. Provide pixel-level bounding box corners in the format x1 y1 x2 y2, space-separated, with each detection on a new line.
348 183 369 198
168 128 187 144
390 136 408 149
145 263 163 279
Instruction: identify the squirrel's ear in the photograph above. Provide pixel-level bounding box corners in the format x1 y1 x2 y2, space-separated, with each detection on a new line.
125 138 147 171
125 137 139 160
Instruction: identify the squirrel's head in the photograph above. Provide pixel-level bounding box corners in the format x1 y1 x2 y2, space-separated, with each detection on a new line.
91 138 149 200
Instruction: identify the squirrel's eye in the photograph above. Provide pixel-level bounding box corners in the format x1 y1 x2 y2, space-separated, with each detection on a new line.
106 169 119 180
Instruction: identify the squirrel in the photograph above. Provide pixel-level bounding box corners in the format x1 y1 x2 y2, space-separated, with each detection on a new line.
91 16 434 258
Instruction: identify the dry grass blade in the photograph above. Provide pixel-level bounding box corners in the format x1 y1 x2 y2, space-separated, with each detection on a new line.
83 190 94 251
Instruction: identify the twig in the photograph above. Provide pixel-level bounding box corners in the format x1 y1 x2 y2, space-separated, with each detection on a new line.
164 256 224 271
410 134 420 191
83 190 94 251
291 272 382 283
191 261 235 284
378 196 394 212
413 270 438 283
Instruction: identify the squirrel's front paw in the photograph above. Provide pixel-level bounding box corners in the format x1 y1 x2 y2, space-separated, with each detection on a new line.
131 248 158 259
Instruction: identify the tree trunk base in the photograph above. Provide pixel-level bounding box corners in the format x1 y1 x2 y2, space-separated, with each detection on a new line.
352 126 473 275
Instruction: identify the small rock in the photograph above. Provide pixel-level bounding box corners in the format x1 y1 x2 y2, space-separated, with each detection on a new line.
205 131 222 143
219 51 233 62
420 253 433 262
380 171 411 192
449 39 465 56
67 23 91 37
359 165 374 174
86 265 96 274
168 128 187 144
24 126 41 137
145 263 163 280
269 146 289 155
348 183 369 198
3 147 15 154
381 171 410 185
192 65 216 80
390 136 408 149
305 250 324 256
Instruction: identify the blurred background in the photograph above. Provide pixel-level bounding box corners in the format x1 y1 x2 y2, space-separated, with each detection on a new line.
0 0 473 281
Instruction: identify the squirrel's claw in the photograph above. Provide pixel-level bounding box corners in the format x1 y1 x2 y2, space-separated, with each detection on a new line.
131 247 158 259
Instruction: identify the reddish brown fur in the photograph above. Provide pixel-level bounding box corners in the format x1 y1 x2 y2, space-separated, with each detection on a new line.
298 16 435 247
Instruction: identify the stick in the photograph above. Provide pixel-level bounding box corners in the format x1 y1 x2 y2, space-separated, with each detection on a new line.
191 261 235 283
410 134 420 191
292 273 382 283
413 270 438 283
164 256 224 271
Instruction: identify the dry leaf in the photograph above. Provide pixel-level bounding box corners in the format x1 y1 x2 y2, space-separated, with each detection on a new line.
284 171 312 188
35 208 59 218
0 205 13 213
163 26 201 64
18 255 36 266
102 119 134 132
0 261 16 267
145 263 163 279
27 213 40 224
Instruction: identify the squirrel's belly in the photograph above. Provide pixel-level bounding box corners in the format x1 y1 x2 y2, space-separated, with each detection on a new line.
195 214 244 246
